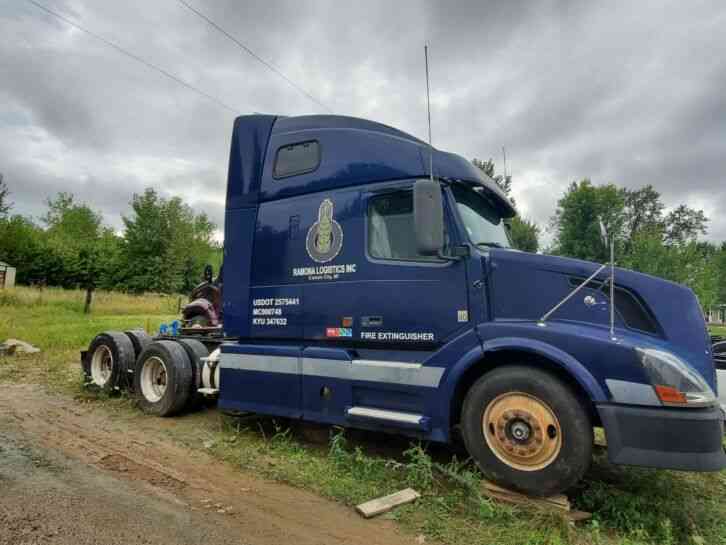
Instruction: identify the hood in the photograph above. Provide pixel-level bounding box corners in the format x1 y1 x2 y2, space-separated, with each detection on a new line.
487 249 716 390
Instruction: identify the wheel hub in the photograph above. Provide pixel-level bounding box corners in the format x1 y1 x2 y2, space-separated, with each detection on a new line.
509 419 531 442
483 392 562 471
90 345 113 387
140 356 168 403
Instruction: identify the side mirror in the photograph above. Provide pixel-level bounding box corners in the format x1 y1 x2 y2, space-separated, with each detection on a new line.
414 179 444 256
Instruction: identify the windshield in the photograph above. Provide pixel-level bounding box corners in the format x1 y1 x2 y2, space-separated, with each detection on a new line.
450 184 511 248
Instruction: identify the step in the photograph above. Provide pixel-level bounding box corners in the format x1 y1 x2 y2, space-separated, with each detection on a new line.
346 406 429 430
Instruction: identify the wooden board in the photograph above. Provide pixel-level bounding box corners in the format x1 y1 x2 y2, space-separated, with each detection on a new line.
432 464 590 522
482 480 571 510
356 488 420 518
565 510 593 522
481 480 590 521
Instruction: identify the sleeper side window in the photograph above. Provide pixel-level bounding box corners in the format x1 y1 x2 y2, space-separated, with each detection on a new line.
368 191 443 262
273 141 320 179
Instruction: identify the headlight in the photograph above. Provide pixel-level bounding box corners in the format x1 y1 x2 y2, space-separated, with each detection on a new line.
635 347 716 407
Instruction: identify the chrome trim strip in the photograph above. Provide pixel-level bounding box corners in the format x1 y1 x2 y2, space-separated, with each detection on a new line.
352 359 422 369
304 357 444 387
220 353 299 374
220 354 445 387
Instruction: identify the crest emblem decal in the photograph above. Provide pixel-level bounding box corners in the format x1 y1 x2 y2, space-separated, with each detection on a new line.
306 198 343 263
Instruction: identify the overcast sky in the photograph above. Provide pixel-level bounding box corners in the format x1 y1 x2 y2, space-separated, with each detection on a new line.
1 0 725 245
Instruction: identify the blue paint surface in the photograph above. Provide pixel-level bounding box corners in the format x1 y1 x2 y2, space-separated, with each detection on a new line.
218 114 718 451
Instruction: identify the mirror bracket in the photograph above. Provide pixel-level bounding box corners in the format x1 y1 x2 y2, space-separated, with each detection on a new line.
438 244 469 261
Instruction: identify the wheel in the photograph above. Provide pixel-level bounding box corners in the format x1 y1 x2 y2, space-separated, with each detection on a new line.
134 340 193 417
174 338 209 409
461 365 593 497
83 331 135 392
125 329 152 360
123 329 152 390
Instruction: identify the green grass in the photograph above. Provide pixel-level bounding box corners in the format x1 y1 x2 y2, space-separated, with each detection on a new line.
711 325 726 337
2 285 725 545
0 286 177 387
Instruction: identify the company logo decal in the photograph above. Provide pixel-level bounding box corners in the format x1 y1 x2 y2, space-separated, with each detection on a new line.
306 198 343 263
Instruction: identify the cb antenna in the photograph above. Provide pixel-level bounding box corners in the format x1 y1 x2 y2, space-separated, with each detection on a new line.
424 44 434 183
502 146 508 180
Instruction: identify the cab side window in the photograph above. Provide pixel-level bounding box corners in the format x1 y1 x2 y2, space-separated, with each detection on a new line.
273 141 320 179
368 191 442 261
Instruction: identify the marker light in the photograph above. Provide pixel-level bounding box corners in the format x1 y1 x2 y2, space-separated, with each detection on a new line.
636 348 716 407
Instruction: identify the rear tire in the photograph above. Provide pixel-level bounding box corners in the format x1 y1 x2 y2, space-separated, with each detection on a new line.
83 331 135 393
125 329 152 360
134 341 193 417
175 338 209 409
123 329 152 390
461 365 593 497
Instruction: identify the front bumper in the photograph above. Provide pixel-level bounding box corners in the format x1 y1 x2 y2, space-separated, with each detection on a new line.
598 403 726 472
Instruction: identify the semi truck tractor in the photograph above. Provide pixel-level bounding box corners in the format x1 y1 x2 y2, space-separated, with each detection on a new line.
83 114 725 496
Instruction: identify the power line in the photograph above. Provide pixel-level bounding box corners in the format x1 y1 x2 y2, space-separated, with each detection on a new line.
177 0 333 113
25 0 238 113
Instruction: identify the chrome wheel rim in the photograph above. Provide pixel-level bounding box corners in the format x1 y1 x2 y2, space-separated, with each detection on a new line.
140 356 167 403
90 345 113 387
482 391 562 471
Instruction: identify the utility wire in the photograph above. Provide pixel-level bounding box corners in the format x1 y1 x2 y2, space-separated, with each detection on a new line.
25 0 238 113
177 0 333 113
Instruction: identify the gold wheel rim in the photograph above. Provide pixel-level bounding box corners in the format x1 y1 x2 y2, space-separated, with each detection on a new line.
482 391 562 471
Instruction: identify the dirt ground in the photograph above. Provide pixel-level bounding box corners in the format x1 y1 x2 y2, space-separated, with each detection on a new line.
0 384 419 545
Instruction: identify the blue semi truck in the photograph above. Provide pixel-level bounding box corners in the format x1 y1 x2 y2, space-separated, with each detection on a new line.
83 114 725 496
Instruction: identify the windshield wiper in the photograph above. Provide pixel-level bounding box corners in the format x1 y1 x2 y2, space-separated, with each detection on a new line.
475 241 504 248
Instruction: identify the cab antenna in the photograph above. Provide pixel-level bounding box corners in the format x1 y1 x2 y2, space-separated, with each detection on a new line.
424 44 434 183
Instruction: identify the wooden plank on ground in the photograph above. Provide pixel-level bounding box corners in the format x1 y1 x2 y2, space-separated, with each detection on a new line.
356 488 420 518
565 510 593 522
482 480 571 511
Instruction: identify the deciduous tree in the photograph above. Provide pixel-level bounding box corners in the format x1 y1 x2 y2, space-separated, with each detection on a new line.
0 173 11 218
122 188 217 293
550 180 624 262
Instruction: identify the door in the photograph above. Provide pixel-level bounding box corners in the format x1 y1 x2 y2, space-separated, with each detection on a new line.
299 182 470 423
301 182 470 348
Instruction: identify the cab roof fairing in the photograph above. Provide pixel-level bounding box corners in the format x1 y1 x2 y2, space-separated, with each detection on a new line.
226 114 517 218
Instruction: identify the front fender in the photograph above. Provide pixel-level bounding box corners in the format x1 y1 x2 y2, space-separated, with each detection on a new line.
439 335 606 424
481 336 607 402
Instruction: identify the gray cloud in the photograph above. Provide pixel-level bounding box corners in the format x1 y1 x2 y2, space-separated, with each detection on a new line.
1 0 724 246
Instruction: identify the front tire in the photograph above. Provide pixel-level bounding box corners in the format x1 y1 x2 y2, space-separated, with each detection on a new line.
461 365 593 496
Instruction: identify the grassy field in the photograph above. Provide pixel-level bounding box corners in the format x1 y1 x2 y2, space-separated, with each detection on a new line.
1 286 725 545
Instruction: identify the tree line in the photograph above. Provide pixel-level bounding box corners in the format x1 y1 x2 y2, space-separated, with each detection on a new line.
550 179 725 310
472 158 726 309
0 175 220 294
1 168 724 307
